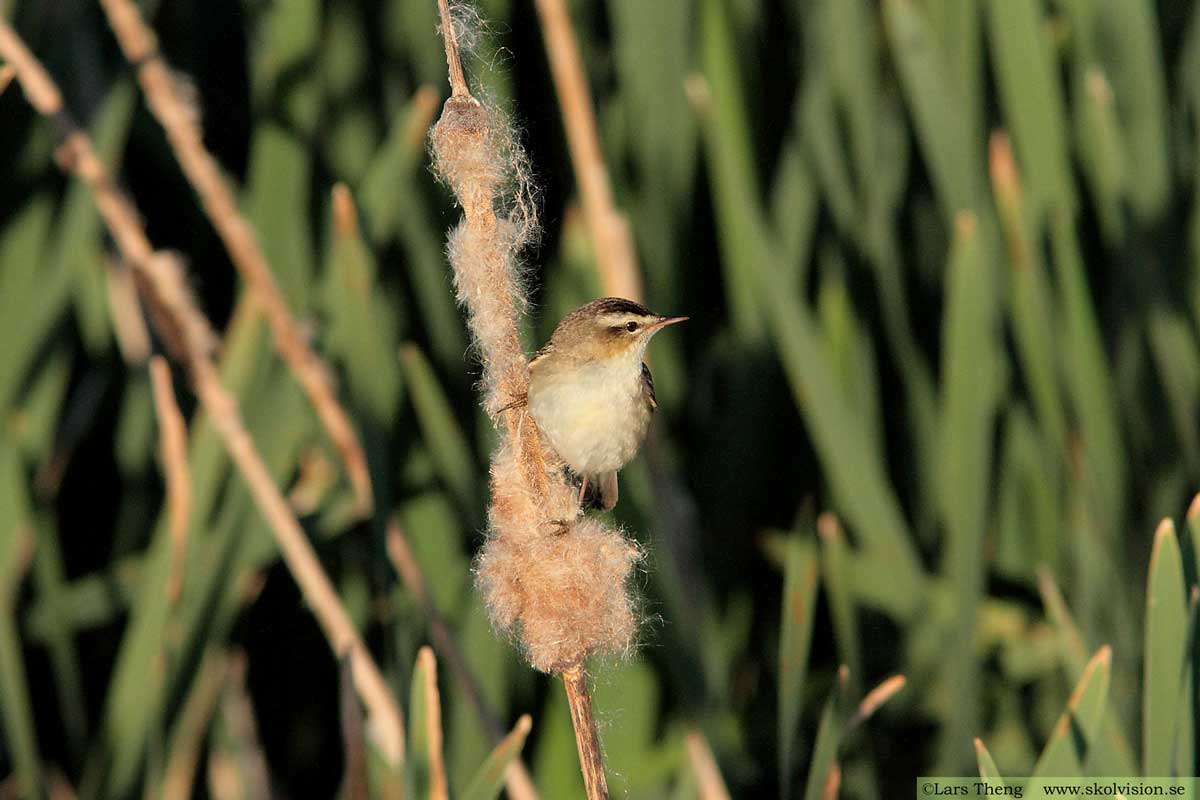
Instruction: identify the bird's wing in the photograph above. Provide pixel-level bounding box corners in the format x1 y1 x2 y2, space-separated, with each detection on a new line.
641 362 657 410
529 341 554 369
596 470 619 511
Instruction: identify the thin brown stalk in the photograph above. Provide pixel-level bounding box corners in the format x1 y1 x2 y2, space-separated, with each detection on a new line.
435 0 470 98
339 655 369 800
149 356 191 604
502 753 539 798
561 666 608 800
533 0 642 301
97 0 374 516
332 182 359 238
105 260 152 365
384 520 540 800
684 730 731 800
0 63 15 94
161 648 228 800
847 674 906 731
0 20 405 766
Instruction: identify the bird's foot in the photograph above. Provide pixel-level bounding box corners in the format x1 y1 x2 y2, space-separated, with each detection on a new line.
495 392 528 416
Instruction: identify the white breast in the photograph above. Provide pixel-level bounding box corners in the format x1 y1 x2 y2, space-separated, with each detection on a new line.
528 356 652 476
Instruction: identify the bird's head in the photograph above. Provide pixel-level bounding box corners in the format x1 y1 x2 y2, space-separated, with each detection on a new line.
544 297 687 362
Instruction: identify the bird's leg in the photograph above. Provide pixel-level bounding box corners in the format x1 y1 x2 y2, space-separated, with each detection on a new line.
577 474 589 507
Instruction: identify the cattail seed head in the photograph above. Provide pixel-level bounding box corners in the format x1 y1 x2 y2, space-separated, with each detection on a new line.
430 96 502 215
476 516 642 673
430 1 642 673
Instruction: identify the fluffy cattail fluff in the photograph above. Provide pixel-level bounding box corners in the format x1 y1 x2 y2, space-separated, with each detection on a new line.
429 5 641 673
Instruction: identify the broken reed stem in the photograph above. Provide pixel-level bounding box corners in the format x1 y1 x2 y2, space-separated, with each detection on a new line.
97 0 374 516
385 520 540 800
0 20 405 766
561 666 608 800
149 356 191 605
848 674 907 731
684 730 732 800
436 0 470 98
338 656 370 800
533 0 642 302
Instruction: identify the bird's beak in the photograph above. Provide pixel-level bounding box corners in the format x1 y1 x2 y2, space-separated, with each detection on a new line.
649 315 688 332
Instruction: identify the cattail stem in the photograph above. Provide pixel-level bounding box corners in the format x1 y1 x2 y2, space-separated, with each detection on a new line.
436 0 470 99
561 666 608 800
430 5 638 796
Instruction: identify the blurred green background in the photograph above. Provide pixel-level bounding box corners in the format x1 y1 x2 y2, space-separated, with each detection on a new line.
3 0 1200 796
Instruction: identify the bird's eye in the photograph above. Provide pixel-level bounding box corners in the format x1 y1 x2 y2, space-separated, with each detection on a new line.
625 321 639 332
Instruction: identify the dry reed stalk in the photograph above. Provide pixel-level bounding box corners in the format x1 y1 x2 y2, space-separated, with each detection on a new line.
332 182 360 239
684 730 732 800
532 0 642 302
561 666 608 799
848 674 906 731
430 2 644 797
149 356 191 604
338 656 369 800
105 261 152 364
385 520 540 800
96 0 374 516
0 20 405 766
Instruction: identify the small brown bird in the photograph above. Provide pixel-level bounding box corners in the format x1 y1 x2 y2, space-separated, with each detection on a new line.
527 297 687 510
